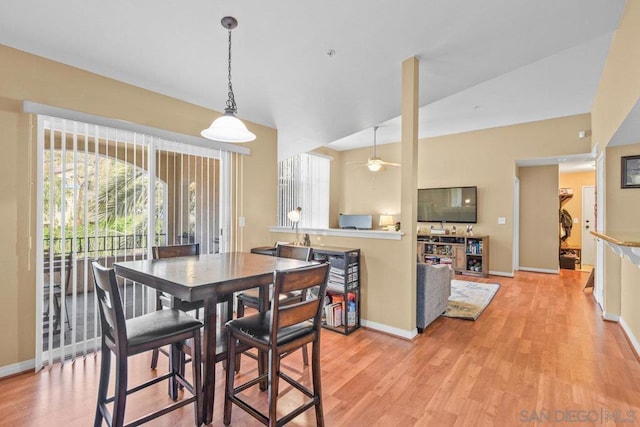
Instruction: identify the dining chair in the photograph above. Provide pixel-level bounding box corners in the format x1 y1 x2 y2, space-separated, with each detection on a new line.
235 245 313 370
91 261 203 427
42 254 73 333
150 243 235 376
223 262 329 427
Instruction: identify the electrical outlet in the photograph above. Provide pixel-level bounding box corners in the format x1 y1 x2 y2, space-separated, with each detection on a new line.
573 218 579 223
239 216 245 227
498 217 507 225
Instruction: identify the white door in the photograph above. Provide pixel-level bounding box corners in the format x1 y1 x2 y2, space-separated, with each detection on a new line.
581 185 596 266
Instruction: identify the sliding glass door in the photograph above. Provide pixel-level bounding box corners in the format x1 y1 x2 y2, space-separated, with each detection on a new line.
36 116 232 368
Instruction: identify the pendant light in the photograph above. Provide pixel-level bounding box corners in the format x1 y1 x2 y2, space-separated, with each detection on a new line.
201 16 256 143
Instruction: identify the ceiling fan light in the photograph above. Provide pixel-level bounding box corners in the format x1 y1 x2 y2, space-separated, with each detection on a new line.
201 109 256 143
367 159 383 172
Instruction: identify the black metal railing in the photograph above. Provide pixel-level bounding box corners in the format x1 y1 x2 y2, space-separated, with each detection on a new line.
43 233 166 257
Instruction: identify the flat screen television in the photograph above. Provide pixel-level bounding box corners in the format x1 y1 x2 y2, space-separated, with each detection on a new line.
417 186 477 223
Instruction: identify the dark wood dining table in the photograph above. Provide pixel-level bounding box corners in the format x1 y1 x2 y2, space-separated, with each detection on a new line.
113 251 316 425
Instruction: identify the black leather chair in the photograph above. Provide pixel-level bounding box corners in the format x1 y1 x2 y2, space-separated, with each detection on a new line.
235 245 313 369
223 263 329 427
91 261 203 427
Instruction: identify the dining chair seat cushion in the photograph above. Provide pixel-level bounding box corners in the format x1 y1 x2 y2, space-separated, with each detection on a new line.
125 309 203 349
226 312 314 346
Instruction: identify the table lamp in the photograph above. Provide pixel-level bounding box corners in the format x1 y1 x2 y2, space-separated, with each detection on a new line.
287 207 302 244
379 214 394 231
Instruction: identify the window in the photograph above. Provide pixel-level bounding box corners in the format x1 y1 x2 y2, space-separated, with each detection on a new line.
277 153 330 228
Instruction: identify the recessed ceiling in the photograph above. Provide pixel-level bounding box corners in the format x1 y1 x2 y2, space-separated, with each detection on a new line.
0 1 626 160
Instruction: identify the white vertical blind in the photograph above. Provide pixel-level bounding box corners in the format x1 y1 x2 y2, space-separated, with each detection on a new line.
277 153 329 228
36 115 233 368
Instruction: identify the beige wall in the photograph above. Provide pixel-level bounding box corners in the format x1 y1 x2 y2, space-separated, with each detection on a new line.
592 0 640 149
518 165 560 271
0 44 277 369
620 257 640 342
559 171 596 249
604 143 640 335
591 1 640 352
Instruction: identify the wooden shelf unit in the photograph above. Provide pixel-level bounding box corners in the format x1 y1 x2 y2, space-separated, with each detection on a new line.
417 234 489 277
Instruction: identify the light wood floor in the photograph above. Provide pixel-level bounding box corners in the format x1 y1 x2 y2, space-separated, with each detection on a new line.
2 270 639 426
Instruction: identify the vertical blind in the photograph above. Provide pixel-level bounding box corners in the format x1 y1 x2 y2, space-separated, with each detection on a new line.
36 115 238 369
277 153 330 229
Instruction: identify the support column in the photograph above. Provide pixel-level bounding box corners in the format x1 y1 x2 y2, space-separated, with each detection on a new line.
400 56 419 330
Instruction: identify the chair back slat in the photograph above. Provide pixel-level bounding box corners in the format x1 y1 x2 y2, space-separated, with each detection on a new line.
152 243 200 259
275 245 312 262
91 261 126 350
271 263 329 331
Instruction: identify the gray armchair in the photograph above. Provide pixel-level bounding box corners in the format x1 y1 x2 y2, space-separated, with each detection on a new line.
416 263 451 332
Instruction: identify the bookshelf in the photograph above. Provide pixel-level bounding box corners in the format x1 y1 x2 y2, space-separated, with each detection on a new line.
311 246 361 335
417 234 489 277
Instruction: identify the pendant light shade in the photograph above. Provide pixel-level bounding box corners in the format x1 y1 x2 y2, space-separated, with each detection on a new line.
201 108 256 142
201 16 256 143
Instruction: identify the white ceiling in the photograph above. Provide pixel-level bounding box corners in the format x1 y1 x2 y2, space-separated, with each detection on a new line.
0 1 626 160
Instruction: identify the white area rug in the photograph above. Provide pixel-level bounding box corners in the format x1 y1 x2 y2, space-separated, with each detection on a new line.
443 279 500 320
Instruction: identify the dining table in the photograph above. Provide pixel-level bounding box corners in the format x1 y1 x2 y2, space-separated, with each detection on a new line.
113 251 316 425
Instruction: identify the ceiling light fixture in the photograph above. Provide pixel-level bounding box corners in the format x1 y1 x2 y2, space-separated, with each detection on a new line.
201 16 256 143
347 125 401 172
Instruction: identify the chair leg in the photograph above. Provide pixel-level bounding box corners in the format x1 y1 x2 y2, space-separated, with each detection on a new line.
191 332 203 427
223 332 237 426
112 352 128 427
268 349 280 427
302 344 309 366
311 340 325 427
234 300 245 371
94 347 111 427
150 348 160 369
52 293 62 332
168 343 181 400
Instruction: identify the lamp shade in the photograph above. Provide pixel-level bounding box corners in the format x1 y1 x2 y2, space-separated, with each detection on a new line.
287 207 301 223
379 214 394 227
201 110 256 143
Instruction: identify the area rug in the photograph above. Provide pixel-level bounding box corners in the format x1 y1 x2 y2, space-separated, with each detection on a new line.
443 280 500 320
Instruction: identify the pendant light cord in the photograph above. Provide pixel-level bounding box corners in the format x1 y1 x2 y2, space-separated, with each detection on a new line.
226 28 237 112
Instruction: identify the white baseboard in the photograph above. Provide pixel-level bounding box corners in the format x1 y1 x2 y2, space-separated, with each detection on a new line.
518 266 559 274
360 319 417 340
0 359 35 379
603 312 620 322
619 316 640 357
489 270 515 277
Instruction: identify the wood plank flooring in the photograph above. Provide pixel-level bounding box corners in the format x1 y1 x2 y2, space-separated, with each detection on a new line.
1 270 639 426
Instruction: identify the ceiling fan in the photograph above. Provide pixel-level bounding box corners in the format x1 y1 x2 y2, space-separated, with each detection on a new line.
348 126 400 172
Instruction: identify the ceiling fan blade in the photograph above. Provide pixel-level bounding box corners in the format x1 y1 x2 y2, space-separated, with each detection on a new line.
381 161 401 167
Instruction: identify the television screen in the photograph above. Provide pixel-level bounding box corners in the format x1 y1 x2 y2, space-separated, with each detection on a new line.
417 186 477 223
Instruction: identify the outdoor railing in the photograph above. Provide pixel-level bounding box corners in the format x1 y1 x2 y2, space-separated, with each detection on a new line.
43 233 167 257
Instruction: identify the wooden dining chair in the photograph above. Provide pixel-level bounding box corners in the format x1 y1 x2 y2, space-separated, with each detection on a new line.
91 261 203 427
235 245 313 369
224 262 329 427
150 243 234 370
